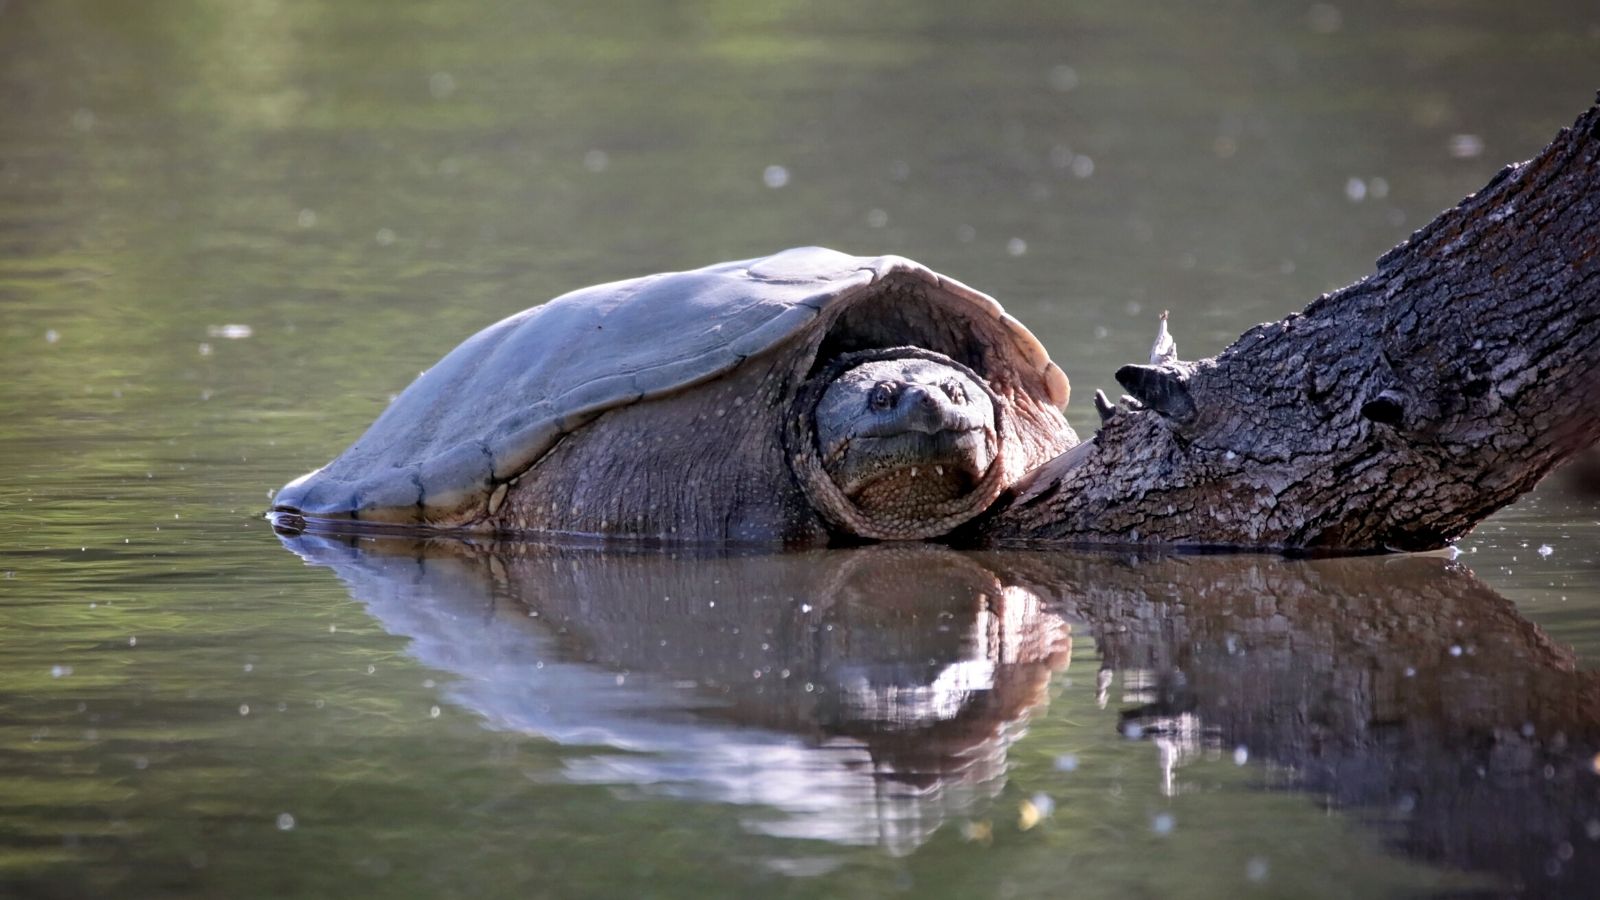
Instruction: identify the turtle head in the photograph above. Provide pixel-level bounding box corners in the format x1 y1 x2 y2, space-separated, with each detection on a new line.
815 357 997 504
792 347 1009 541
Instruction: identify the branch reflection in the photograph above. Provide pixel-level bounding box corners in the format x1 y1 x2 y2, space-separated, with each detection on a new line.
985 550 1600 892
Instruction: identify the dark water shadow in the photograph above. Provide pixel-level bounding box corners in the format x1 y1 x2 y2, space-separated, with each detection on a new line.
279 532 1600 892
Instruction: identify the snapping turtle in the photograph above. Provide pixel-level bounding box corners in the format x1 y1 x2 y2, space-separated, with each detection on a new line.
272 247 1076 543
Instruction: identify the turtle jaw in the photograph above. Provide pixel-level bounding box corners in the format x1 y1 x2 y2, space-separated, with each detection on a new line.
827 427 997 510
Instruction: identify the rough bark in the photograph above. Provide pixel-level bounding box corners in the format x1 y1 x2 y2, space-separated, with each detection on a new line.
973 100 1600 551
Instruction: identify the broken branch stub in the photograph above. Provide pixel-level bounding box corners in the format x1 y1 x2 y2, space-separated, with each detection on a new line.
975 99 1600 551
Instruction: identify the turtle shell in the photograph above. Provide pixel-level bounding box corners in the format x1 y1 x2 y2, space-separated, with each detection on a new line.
274 247 1070 530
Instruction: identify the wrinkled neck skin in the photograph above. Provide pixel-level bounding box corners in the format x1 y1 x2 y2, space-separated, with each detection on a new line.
789 347 1011 541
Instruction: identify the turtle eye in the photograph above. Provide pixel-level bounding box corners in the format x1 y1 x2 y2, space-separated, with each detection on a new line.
940 380 967 404
869 383 895 411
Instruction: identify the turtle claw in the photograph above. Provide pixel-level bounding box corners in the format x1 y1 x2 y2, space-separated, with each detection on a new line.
1116 364 1196 424
1094 389 1118 423
1149 310 1178 366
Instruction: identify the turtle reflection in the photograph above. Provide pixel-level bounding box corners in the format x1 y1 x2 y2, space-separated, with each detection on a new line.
279 535 1071 854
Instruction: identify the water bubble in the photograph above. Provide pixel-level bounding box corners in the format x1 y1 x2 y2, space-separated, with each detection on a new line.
1047 64 1079 92
1054 753 1080 772
1070 155 1095 178
1151 812 1175 835
45 329 60 344
1049 145 1074 169
1028 792 1056 818
50 665 71 678
762 165 790 188
297 208 317 228
1368 177 1390 199
866 208 889 228
583 149 610 172
1344 177 1367 202
429 706 441 719
1306 3 1343 33
1246 857 1270 882
428 72 457 99
1006 238 1028 257
276 813 296 831
1538 544 1554 558
239 704 250 716
1232 745 1249 765
956 224 977 243
208 324 254 340
1449 645 1463 657
1448 134 1485 159
375 228 396 246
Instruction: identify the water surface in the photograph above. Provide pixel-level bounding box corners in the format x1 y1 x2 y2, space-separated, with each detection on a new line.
3 0 1599 896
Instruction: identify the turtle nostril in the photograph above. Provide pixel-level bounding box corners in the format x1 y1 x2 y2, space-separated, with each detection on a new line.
903 386 939 413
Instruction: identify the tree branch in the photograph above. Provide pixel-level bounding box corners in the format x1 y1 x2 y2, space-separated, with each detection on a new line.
974 99 1600 551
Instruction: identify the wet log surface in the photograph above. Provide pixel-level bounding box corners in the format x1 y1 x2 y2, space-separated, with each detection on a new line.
974 100 1600 551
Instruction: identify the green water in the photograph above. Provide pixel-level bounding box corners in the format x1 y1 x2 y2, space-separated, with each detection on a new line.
3 0 1599 896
